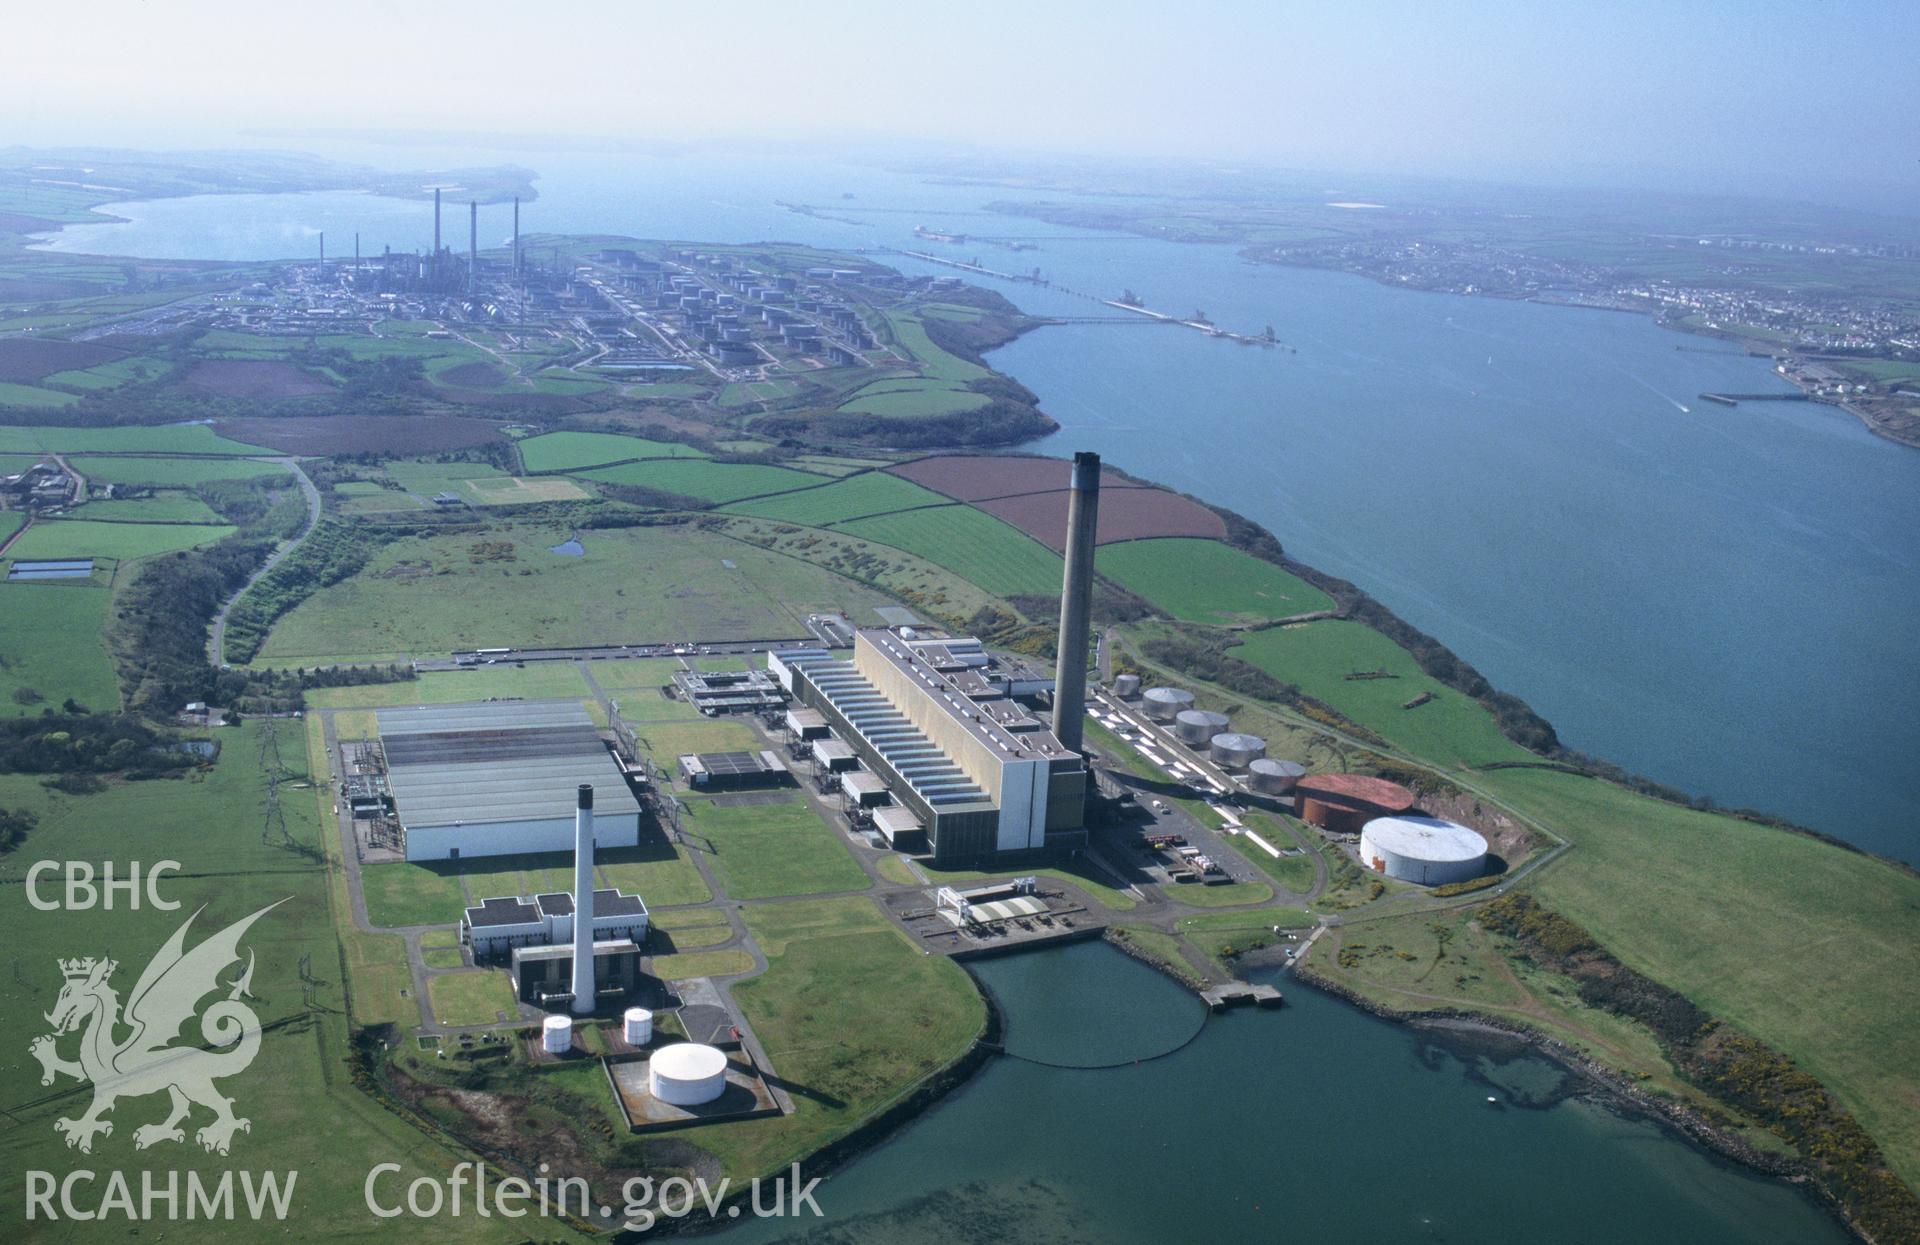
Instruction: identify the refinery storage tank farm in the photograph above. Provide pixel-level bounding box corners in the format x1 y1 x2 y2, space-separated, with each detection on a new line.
1175 708 1231 745
1358 815 1489 885
1112 673 1142 699
1142 687 1195 721
1209 732 1267 769
1247 757 1306 794
649 1042 729 1106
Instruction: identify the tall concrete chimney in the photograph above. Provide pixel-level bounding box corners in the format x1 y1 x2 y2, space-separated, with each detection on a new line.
512 196 520 277
1052 451 1101 752
318 231 324 271
468 200 478 291
432 188 441 280
570 784 597 1014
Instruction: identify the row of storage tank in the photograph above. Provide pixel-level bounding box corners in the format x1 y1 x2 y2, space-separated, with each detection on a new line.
1133 684 1297 784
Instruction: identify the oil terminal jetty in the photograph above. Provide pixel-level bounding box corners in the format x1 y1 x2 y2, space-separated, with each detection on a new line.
888 248 1290 349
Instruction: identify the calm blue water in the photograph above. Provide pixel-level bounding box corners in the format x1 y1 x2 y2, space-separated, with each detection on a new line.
718 942 1845 1244
34 144 1918 863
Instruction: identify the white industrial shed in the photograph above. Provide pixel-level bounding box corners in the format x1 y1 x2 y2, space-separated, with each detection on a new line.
377 700 642 861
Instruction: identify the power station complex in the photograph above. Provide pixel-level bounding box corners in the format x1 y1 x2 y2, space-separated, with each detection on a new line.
766 451 1103 866
771 629 1088 864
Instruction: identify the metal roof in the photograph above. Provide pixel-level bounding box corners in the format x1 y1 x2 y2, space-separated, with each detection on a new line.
377 700 640 829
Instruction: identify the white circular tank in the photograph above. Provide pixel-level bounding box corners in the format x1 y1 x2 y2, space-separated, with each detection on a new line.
541 1014 573 1055
1175 708 1230 745
1247 757 1306 794
649 1042 729 1105
1209 732 1267 768
1358 816 1489 885
1142 687 1194 721
624 1007 654 1046
1111 673 1141 698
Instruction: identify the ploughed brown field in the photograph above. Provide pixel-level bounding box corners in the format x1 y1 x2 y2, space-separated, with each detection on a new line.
889 453 1226 551
182 359 335 399
213 413 508 455
0 336 123 382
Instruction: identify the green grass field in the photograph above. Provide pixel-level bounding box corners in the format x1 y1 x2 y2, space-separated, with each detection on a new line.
69 455 288 487
880 311 989 382
578 458 827 503
0 424 272 454
258 523 891 662
425 971 517 1026
1475 765 1920 1185
839 385 990 419
5 518 235 561
677 794 870 901
650 948 755 979
0 724 521 1242
1229 621 1538 769
0 381 80 407
1098 538 1335 623
698 897 983 1179
837 504 1063 598
0 582 118 713
720 470 947 525
516 430 707 473
303 665 593 706
360 839 712 929
75 492 225 523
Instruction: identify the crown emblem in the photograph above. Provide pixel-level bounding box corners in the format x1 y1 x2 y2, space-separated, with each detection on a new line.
60 957 106 980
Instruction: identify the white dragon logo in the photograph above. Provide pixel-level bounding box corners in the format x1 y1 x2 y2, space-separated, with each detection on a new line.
29 899 286 1155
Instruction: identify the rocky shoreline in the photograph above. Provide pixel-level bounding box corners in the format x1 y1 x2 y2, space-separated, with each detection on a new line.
1285 962 1861 1241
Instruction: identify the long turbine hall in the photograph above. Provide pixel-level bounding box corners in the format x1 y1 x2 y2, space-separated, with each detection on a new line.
375 700 641 860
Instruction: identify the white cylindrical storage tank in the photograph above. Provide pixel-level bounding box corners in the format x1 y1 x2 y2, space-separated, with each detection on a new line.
1209 732 1266 769
623 1007 654 1046
1247 758 1306 794
1142 687 1193 721
1358 816 1489 886
1111 673 1141 699
1175 709 1229 745
541 1014 573 1055
648 1042 728 1106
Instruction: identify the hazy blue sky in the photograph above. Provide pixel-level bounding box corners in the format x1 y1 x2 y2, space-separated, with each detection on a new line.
8 0 1916 207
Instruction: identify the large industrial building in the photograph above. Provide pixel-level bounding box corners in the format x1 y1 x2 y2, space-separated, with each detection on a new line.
376 700 642 860
770 629 1087 865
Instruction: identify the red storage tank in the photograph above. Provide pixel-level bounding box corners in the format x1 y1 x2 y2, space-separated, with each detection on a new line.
1294 773 1416 834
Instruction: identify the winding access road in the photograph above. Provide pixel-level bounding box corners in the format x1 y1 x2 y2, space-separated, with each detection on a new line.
207 457 319 666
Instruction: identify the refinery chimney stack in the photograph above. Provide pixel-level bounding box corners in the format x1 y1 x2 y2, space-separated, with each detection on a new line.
432 188 442 279
512 196 520 277
468 200 478 292
1051 451 1101 752
570 784 597 1014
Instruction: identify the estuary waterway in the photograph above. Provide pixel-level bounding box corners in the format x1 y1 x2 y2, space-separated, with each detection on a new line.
24 143 1913 1238
37 143 1920 865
